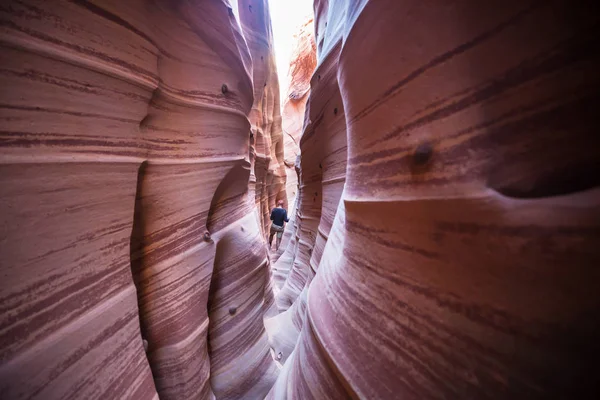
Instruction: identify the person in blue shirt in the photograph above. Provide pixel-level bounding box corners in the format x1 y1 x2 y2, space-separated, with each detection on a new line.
269 199 289 250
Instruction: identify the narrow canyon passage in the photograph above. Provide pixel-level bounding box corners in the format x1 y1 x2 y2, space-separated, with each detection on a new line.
1 1 599 400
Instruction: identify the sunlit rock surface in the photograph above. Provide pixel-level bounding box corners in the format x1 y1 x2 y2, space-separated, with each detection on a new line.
269 0 600 399
1 0 600 399
270 16 316 267
0 1 281 399
281 16 315 207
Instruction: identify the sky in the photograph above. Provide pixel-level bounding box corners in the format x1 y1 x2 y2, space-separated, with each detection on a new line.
267 0 314 100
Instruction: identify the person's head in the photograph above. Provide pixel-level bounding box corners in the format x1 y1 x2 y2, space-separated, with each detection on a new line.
277 200 284 207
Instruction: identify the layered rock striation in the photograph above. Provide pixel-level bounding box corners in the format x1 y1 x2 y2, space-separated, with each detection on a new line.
270 15 316 267
270 0 600 399
281 16 315 207
1 0 600 399
0 0 282 399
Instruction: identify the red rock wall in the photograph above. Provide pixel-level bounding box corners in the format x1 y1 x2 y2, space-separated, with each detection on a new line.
270 16 316 266
281 17 316 206
237 0 287 237
270 0 600 399
0 1 282 399
2 0 600 399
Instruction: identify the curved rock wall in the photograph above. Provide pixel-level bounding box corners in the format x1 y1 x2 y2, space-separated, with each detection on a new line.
270 16 316 266
266 0 347 368
2 0 600 399
0 1 282 399
270 0 600 399
281 16 316 207
237 0 287 236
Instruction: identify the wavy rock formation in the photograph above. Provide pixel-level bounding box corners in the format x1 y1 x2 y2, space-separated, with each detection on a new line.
269 0 600 399
237 0 287 238
281 16 315 206
1 0 600 399
0 0 281 399
265 0 346 366
270 16 316 267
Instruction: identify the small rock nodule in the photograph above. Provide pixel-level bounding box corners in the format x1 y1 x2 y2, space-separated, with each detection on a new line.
413 143 433 166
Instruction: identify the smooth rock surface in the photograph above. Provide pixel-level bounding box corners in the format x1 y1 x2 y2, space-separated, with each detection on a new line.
0 1 281 399
269 0 600 399
1 0 600 399
271 15 315 265
281 16 315 208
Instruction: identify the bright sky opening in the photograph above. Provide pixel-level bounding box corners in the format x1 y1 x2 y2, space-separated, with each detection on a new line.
268 0 314 100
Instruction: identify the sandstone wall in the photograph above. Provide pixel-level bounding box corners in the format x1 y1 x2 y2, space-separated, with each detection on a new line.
0 1 282 399
270 16 316 266
1 0 600 399
270 0 600 399
281 17 315 207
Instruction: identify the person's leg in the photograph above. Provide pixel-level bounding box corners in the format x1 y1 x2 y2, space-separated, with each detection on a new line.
269 232 274 248
276 232 282 250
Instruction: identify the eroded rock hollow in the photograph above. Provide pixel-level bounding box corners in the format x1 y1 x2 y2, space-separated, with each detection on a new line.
1 1 600 399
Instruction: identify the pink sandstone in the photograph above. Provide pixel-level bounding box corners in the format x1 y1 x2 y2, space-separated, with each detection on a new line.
1 1 600 399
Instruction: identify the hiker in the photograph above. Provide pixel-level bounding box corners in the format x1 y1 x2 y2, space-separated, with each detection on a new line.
269 199 289 250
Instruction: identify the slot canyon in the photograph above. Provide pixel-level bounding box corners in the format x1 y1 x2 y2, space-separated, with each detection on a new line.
1 0 599 399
